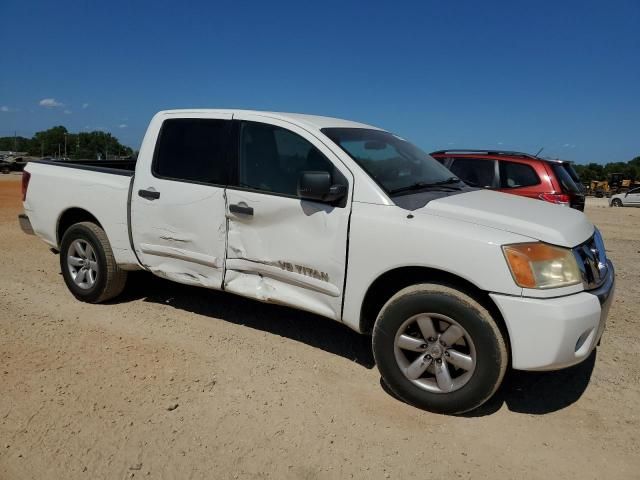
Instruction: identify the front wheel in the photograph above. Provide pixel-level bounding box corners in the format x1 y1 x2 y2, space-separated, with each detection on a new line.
611 198 623 207
59 222 128 303
372 283 508 414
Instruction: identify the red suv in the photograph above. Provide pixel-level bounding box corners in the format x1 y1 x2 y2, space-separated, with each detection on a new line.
430 150 585 211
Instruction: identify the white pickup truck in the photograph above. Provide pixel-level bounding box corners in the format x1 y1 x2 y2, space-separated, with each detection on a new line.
19 110 615 413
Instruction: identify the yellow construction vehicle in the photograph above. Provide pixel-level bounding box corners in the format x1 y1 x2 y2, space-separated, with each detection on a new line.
589 180 609 197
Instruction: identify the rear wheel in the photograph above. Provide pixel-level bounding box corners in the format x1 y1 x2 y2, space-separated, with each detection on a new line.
611 198 623 207
372 283 508 414
59 222 127 303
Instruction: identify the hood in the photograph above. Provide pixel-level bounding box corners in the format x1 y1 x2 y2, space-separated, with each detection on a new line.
419 189 594 247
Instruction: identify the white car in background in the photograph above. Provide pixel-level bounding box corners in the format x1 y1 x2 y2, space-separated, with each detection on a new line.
610 187 640 207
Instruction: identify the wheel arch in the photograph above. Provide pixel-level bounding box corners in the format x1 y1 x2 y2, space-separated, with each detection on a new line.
359 266 510 349
56 208 103 247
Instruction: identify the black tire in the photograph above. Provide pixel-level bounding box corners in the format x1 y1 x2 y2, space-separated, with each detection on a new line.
372 283 508 414
611 199 623 207
59 222 127 303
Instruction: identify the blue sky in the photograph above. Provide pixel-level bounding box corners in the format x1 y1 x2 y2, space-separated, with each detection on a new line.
1 0 638 163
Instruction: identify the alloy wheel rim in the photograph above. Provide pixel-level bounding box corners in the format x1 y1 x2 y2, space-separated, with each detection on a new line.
67 239 98 290
393 313 476 394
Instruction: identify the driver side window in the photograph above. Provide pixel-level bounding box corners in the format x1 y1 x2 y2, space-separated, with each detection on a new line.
239 121 338 197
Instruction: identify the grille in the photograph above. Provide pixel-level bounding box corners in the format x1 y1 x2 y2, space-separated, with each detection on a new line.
573 230 608 290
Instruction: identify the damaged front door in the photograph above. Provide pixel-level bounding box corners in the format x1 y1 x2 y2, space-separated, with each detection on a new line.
130 114 232 288
224 115 353 320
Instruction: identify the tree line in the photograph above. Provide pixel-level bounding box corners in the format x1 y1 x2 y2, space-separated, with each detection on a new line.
0 126 134 160
572 156 640 183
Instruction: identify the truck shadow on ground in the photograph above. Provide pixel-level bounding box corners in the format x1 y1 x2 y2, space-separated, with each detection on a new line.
118 272 376 368
474 350 597 416
381 351 597 416
118 272 596 416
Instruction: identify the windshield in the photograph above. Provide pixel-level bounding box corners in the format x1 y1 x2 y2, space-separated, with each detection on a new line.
322 128 457 194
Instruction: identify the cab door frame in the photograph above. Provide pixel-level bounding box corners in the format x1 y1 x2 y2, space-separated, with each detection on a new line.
130 111 234 289
222 113 355 320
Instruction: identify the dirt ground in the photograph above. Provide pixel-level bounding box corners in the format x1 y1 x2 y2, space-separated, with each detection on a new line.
1 173 639 479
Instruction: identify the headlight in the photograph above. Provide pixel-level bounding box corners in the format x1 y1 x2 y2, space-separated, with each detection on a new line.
502 242 581 289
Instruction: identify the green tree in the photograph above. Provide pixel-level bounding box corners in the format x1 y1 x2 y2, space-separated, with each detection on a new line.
0 126 133 159
31 126 68 156
574 162 605 183
0 135 32 152
74 131 133 159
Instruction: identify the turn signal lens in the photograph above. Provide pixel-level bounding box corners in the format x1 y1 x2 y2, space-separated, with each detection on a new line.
503 243 581 289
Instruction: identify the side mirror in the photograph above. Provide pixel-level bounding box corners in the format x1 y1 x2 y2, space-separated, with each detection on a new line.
298 171 347 203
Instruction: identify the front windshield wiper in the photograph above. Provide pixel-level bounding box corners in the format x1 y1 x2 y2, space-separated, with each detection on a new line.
389 177 464 195
432 176 464 186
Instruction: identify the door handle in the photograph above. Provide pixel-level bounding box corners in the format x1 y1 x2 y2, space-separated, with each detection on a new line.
229 203 254 216
138 189 160 200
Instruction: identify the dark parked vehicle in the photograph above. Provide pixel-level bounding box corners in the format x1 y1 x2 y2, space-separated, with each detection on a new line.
431 150 586 211
0 156 27 173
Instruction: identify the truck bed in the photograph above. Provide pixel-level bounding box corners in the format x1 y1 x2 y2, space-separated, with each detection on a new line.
29 158 136 175
23 160 140 269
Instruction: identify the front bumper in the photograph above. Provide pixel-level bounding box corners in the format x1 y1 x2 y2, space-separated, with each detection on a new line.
490 261 615 371
18 214 34 235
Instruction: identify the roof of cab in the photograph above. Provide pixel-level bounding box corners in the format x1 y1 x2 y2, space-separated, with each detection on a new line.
156 109 381 132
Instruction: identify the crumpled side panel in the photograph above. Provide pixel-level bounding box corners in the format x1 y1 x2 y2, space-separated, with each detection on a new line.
130 179 228 290
224 270 336 319
224 189 351 321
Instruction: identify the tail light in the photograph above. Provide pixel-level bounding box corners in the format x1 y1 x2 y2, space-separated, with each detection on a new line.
539 193 570 206
22 171 31 201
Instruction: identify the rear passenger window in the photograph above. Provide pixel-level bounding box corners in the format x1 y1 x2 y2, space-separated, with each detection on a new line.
500 161 540 188
154 119 230 184
239 121 340 197
449 158 497 188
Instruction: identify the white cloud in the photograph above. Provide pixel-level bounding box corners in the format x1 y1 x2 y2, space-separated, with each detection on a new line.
0 106 10 112
118 124 128 129
497 141 504 145
63 109 72 114
82 103 89 109
39 98 64 108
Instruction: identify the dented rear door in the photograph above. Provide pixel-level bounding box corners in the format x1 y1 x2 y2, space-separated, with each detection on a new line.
224 115 353 320
130 113 232 288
